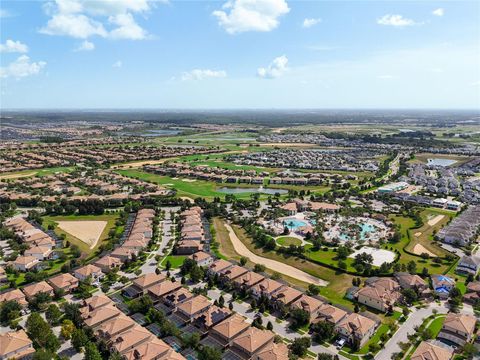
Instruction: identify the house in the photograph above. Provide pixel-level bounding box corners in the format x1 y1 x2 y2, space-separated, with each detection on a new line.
0 289 28 308
431 275 456 299
410 341 453 360
290 295 324 322
456 255 480 276
176 240 203 255
437 313 476 346
270 286 303 309
315 303 348 325
356 278 401 313
464 281 480 304
74 264 104 282
230 327 275 360
162 287 194 310
175 295 211 323
219 265 249 284
232 271 265 291
0 267 7 283
124 273 166 298
208 259 234 276
83 304 122 329
80 294 114 318
147 280 182 302
394 272 429 297
193 305 232 332
13 256 39 272
48 273 79 293
189 251 214 267
22 281 54 300
0 330 35 360
335 313 377 348
309 202 341 212
280 202 297 215
95 256 122 273
123 337 176 360
250 279 284 300
110 325 153 355
111 247 137 262
96 314 136 340
254 342 289 360
207 313 251 347
24 246 52 261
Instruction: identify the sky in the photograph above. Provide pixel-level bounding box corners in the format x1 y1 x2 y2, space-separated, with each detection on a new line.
0 0 479 109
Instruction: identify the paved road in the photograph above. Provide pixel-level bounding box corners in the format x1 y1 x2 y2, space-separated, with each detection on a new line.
206 288 347 360
224 223 327 286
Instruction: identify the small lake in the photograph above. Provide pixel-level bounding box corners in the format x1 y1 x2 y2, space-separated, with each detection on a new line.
427 158 457 167
218 187 288 195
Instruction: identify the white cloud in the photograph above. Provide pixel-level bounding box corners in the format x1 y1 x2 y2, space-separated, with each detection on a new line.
0 55 46 79
432 8 444 17
40 13 107 38
112 60 122 68
0 9 13 18
109 13 148 40
0 40 28 53
74 40 95 51
40 0 153 40
257 55 288 79
181 69 227 81
212 0 290 34
377 14 415 27
302 18 321 28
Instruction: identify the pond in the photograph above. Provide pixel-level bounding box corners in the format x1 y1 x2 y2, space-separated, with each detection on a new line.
427 158 457 167
339 222 377 241
283 219 308 230
217 187 288 195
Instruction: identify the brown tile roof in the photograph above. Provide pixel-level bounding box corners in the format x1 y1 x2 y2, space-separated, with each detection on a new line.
96 314 136 338
271 286 302 305
75 264 103 278
132 273 166 290
84 304 121 328
22 280 54 299
177 295 211 316
291 295 324 315
442 313 476 336
194 304 232 327
148 280 182 298
48 273 78 290
95 255 122 267
189 251 213 262
0 330 34 359
316 304 347 324
252 279 284 295
256 342 289 360
123 337 171 360
111 325 152 354
232 327 274 354
336 313 376 337
0 289 28 307
209 259 233 273
233 271 265 288
211 313 250 339
411 341 453 360
221 265 249 281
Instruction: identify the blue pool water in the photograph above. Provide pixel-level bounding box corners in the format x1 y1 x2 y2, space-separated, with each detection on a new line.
283 219 308 230
339 223 376 241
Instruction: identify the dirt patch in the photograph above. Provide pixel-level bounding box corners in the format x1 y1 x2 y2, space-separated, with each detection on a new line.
414 232 422 237
224 223 327 286
412 244 437 257
0 172 37 180
57 221 107 249
428 215 444 227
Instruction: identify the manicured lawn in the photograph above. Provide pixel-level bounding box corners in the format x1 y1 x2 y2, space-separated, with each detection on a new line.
426 316 445 337
276 236 302 246
42 214 119 254
304 245 358 273
162 255 186 269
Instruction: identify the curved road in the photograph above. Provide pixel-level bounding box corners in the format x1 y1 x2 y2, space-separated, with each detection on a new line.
224 223 328 286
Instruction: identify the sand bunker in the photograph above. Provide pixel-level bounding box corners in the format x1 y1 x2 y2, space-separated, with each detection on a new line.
349 247 396 267
428 215 444 227
412 244 437 257
414 232 422 237
182 179 196 182
57 221 107 249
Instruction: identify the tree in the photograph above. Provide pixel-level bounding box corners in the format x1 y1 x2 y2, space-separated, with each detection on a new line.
218 295 225 308
308 284 320 296
165 260 172 271
198 346 222 360
182 332 200 349
289 337 311 357
290 308 310 328
84 342 102 360
26 313 60 353
266 321 273 330
407 260 417 274
129 295 154 315
60 319 76 340
45 304 63 326
240 257 248 266
317 354 334 360
462 343 478 360
253 264 266 273
63 302 82 327
71 328 89 352
311 321 335 342
401 288 418 305
33 350 55 360
0 300 21 325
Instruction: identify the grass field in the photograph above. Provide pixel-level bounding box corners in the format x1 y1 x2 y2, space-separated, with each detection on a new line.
276 236 302 246
0 166 74 180
162 255 186 269
42 214 120 254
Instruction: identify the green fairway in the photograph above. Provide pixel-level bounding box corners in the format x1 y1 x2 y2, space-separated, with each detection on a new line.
276 236 302 246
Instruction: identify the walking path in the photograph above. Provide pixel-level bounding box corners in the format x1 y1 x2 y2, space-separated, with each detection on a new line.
224 223 327 286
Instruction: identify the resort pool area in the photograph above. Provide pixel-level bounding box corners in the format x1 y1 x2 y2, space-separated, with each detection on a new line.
283 219 308 230
339 222 377 241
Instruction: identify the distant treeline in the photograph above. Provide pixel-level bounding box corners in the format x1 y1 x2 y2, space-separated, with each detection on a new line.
2 109 479 127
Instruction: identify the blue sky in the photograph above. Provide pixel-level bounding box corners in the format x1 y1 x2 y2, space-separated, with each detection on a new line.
1 0 479 109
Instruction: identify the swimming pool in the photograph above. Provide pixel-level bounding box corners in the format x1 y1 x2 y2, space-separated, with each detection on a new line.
339 222 376 241
283 219 308 230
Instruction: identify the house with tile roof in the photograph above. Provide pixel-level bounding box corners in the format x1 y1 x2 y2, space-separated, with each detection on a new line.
22 280 54 300
0 289 28 308
431 275 456 299
207 313 251 348
48 273 79 293
74 264 104 282
335 313 377 347
0 330 35 360
410 341 453 360
230 328 275 360
437 313 477 346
